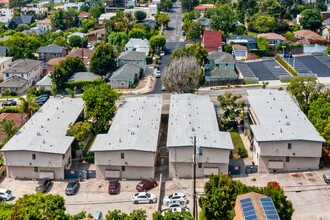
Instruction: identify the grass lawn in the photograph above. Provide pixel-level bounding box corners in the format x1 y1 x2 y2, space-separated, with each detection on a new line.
230 131 245 159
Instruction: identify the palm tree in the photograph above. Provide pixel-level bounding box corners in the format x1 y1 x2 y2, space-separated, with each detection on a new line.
17 96 40 120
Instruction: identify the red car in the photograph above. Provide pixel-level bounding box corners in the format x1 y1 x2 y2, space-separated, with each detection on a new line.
267 181 279 189
108 180 120 194
136 179 157 192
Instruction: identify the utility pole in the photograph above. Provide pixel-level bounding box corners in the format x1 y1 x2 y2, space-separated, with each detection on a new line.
193 136 197 220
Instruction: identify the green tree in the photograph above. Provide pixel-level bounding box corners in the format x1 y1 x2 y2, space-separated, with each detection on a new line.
162 56 202 93
0 119 19 142
89 6 102 18
128 28 146 39
105 209 128 219
9 0 25 8
4 32 41 59
134 11 147 22
154 13 170 28
69 35 83 48
259 0 283 19
9 194 67 219
256 37 270 50
236 0 258 21
150 35 166 52
82 82 119 133
67 121 92 150
285 31 296 41
53 36 67 47
210 3 237 38
249 13 277 33
169 44 208 65
186 21 201 43
315 0 327 11
107 32 129 51
0 203 13 220
18 96 40 118
299 8 323 31
51 57 87 89
181 0 198 12
17 23 30 31
51 9 79 31
199 175 294 220
153 210 193 220
90 43 117 75
287 77 324 113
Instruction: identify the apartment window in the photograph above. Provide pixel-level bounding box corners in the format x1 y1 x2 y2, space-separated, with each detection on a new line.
121 153 125 159
286 157 290 162
5 73 8 77
34 167 38 172
288 143 292 150
32 154 36 160
198 163 202 168
121 166 125 171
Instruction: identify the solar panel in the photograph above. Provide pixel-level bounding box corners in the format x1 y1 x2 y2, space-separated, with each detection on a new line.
240 198 257 220
260 198 281 220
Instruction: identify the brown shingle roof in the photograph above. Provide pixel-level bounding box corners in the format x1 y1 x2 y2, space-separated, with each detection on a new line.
67 48 95 66
232 44 247 50
257 33 286 41
37 18 51 24
294 29 326 41
47 57 67 66
78 12 90 18
87 28 106 36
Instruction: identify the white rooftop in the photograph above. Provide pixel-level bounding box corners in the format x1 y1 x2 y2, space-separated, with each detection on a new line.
167 94 233 150
91 97 162 152
247 89 325 142
1 97 84 154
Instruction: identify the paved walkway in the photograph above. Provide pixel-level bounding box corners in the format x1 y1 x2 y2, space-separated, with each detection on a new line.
237 126 253 165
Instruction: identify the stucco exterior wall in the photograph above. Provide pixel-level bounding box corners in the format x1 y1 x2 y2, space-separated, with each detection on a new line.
96 165 155 179
6 166 64 180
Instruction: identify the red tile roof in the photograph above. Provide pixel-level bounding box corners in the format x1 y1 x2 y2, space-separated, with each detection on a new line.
194 4 215 10
0 0 9 4
202 30 222 52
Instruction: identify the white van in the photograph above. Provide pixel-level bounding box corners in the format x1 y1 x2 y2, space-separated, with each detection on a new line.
0 189 13 201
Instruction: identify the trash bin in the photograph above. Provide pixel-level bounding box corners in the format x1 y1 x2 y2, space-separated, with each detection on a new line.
82 170 87 180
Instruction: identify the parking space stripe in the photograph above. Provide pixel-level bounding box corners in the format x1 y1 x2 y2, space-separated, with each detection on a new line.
303 172 312 186
289 174 297 189
315 170 323 181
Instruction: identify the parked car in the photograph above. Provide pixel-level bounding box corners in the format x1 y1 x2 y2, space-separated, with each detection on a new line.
91 211 103 220
156 70 161 78
35 178 52 193
108 180 120 194
162 207 189 216
0 189 13 201
2 99 17 106
267 181 279 189
163 192 187 205
136 179 157 192
323 172 330 183
160 51 165 56
132 192 157 204
65 179 79 195
182 31 186 36
38 94 50 99
168 199 188 208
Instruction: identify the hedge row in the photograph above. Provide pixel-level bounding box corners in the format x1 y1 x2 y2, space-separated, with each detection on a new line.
275 54 298 76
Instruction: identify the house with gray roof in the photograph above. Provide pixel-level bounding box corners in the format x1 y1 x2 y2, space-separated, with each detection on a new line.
1 97 84 180
109 63 141 89
0 76 29 94
68 72 101 82
38 44 67 62
247 89 325 173
91 96 162 179
8 15 35 30
196 17 210 30
226 35 257 50
125 38 150 55
167 94 233 178
204 51 237 83
118 51 146 72
36 74 52 91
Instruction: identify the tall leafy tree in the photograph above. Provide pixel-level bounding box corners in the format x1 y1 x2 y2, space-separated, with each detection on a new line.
82 82 119 133
149 35 166 52
299 8 323 31
169 44 208 65
249 13 277 33
210 3 237 38
186 21 202 43
259 0 283 19
89 43 117 75
67 122 92 150
89 6 102 18
217 92 245 127
181 0 198 12
236 0 258 21
128 28 146 39
153 210 193 219
107 32 129 51
162 56 202 93
0 119 19 142
134 11 147 22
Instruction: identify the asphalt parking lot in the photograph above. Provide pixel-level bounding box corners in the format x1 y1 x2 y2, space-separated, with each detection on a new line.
286 55 330 77
234 169 330 220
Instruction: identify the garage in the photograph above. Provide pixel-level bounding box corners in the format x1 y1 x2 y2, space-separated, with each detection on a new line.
203 167 219 176
105 170 120 179
39 171 55 179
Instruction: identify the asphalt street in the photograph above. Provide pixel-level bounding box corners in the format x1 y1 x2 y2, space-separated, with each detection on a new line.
149 1 186 94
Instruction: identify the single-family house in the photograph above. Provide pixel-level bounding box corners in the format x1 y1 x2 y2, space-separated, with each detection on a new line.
0 46 7 57
167 94 233 178
38 44 67 62
67 32 87 43
0 76 29 94
8 15 35 30
78 12 90 20
98 13 117 24
202 30 222 52
64 2 84 11
91 97 162 179
232 44 248 60
0 57 12 81
109 63 141 89
196 17 210 30
194 4 215 14
226 35 257 50
125 38 150 55
68 72 101 82
124 7 149 18
204 51 237 83
247 89 325 173
66 48 95 67
22 26 45 35
294 30 328 53
294 29 326 42
87 28 106 45
233 192 280 220
257 33 286 46
2 59 42 90
36 18 51 32
0 9 13 23
36 74 52 91
0 0 9 7
1 97 84 180
118 51 146 72
47 57 67 73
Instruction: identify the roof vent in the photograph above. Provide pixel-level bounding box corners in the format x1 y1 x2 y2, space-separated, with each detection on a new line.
131 132 135 135
280 128 283 133
280 108 282 111
37 132 41 136
119 138 122 143
286 122 290 125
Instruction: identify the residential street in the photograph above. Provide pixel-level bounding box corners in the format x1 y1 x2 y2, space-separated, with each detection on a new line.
150 1 186 94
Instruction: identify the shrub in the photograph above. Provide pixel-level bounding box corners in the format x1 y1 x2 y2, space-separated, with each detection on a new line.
1 90 10 96
238 146 248 158
9 91 17 96
275 54 298 76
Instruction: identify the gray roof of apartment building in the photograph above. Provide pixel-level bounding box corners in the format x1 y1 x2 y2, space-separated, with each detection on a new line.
0 76 28 88
68 72 101 82
118 51 146 61
4 59 42 74
247 89 325 143
1 97 85 154
110 63 141 81
208 51 235 63
167 94 233 150
38 44 64 54
91 97 163 152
